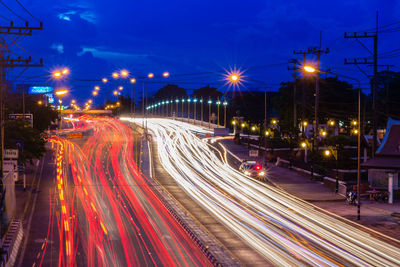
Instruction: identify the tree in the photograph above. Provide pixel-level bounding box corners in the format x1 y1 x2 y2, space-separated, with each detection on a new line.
5 119 46 164
192 85 222 99
152 84 187 101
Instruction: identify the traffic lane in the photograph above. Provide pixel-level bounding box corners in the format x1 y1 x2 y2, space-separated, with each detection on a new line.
142 118 400 266
69 117 211 266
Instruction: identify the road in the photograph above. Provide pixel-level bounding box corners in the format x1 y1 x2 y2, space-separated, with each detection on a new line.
21 116 211 266
121 117 400 266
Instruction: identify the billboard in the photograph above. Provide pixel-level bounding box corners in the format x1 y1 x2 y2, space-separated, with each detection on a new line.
44 93 55 104
28 86 54 94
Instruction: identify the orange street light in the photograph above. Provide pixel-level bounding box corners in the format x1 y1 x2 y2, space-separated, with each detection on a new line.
94 86 100 91
112 72 119 78
162 72 170 78
303 65 317 73
55 89 68 96
37 100 42 105
118 86 123 91
148 73 154 79
113 90 118 96
120 70 129 77
130 78 136 83
62 68 69 75
53 71 62 78
102 78 108 83
92 91 98 96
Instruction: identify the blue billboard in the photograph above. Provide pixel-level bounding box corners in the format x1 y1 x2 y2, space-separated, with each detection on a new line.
29 86 54 94
45 93 55 104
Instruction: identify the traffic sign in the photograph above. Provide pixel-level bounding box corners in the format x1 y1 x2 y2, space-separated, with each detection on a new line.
4 149 18 159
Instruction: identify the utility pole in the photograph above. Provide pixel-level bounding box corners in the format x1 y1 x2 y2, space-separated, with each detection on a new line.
294 46 329 149
288 59 299 130
344 11 378 157
0 20 43 255
293 51 308 124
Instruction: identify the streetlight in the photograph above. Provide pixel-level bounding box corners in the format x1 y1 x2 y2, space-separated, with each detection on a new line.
112 72 119 79
223 100 228 128
175 99 179 120
216 100 221 127
120 70 129 78
55 89 68 129
303 64 361 220
102 78 108 83
162 72 170 78
187 98 191 122
324 146 339 193
208 99 212 128
92 91 98 96
193 98 198 124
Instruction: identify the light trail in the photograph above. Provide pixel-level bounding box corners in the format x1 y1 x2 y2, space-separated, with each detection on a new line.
121 117 400 266
44 117 212 266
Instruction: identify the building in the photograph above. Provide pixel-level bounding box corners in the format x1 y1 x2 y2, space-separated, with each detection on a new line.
362 118 400 203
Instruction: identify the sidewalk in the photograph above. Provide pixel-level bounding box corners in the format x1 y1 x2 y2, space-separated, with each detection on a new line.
219 139 344 202
218 138 400 241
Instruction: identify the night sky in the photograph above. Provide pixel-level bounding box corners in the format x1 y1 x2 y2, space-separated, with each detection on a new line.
4 0 400 104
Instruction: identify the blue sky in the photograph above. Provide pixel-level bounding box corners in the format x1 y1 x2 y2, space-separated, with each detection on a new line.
5 0 400 103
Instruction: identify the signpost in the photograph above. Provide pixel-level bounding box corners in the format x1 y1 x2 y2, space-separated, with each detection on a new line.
3 149 19 181
249 150 259 157
9 113 33 127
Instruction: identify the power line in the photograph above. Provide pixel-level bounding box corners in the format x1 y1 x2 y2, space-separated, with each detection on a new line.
15 0 41 22
0 0 26 21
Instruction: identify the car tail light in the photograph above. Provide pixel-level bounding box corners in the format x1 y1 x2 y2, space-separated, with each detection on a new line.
255 165 261 170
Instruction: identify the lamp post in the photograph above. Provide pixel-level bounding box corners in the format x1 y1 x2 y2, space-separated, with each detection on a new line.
187 98 191 122
223 100 228 128
200 98 204 125
175 99 179 120
303 65 361 220
55 89 68 129
216 99 221 127
181 98 185 121
208 98 212 128
324 146 339 193
193 98 197 124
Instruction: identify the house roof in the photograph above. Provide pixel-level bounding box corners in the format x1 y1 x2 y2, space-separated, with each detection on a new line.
362 118 400 170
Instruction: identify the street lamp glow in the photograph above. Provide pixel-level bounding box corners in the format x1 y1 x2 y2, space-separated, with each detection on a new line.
265 130 270 136
304 65 317 73
53 71 62 78
92 91 98 96
251 126 256 131
301 142 307 148
148 73 154 78
231 120 236 125
112 72 119 78
162 72 170 78
324 150 331 156
113 90 118 96
88 99 93 104
55 89 68 96
94 86 100 91
321 130 327 137
271 119 277 125
37 100 42 105
62 68 69 75
130 78 136 83
102 78 108 83
352 120 358 126
118 86 123 91
241 123 245 128
303 121 308 127
120 70 129 77
329 120 335 126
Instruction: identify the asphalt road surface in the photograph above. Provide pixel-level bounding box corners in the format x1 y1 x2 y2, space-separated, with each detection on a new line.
20 116 211 267
121 117 400 267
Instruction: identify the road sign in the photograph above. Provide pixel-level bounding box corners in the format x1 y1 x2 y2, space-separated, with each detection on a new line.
3 160 18 181
9 113 33 127
249 150 259 157
4 149 18 159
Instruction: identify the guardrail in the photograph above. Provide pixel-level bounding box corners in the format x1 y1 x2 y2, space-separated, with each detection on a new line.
1 220 23 267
